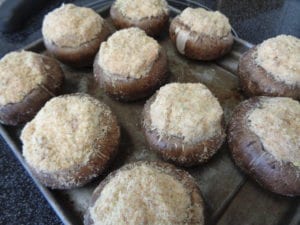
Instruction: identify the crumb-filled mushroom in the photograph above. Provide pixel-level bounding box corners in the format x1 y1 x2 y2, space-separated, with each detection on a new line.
94 27 168 101
169 7 233 60
238 35 300 99
42 4 110 67
143 82 226 166
21 94 120 189
110 0 169 36
84 161 205 225
228 96 300 196
0 51 63 125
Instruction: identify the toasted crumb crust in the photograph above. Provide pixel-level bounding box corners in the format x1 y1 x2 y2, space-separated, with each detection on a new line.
247 97 300 166
21 94 120 189
114 0 168 20
178 8 231 37
0 51 45 106
99 28 160 79
169 16 233 60
228 97 300 196
110 3 169 36
44 21 111 67
42 4 104 48
143 92 226 167
255 35 300 85
84 161 205 225
94 47 168 101
238 47 300 99
0 53 64 126
149 83 223 143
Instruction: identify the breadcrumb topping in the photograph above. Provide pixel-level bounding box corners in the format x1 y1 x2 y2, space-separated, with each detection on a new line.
0 51 45 106
248 97 300 167
99 28 160 79
255 35 300 86
90 164 194 225
115 0 168 19
42 4 104 47
150 83 223 143
178 8 231 37
21 94 113 172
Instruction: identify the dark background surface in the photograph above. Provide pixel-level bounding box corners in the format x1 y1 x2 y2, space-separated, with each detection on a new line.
0 0 299 224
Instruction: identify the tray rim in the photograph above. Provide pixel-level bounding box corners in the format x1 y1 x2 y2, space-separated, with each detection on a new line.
0 2 254 225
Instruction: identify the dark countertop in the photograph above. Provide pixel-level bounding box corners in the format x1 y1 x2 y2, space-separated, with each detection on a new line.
0 0 299 224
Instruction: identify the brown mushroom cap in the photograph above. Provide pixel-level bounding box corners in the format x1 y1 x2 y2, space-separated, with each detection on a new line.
0 51 64 126
42 4 111 67
169 8 233 60
43 23 110 67
84 161 205 225
110 0 169 36
228 97 300 196
21 94 120 189
93 28 168 101
238 47 300 99
142 83 226 166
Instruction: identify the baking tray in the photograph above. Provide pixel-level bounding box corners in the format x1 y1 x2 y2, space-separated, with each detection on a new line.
1 1 299 225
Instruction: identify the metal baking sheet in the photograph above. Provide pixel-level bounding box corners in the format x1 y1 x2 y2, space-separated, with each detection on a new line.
0 1 298 225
